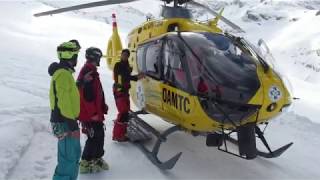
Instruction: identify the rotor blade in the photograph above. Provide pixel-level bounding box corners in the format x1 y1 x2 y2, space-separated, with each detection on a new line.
189 0 245 33
34 0 139 17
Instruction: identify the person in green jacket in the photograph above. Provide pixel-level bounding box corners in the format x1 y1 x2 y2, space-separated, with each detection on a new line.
48 40 81 180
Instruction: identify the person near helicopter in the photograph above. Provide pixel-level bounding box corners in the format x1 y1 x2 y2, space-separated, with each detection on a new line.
48 40 81 180
112 49 144 142
77 47 109 173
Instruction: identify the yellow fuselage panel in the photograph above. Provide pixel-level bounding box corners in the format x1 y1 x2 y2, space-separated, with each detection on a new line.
127 18 222 46
131 79 221 132
248 63 291 123
126 18 222 71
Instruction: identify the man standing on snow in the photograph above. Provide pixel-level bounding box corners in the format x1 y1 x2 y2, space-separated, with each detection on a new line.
77 47 109 173
112 49 144 142
48 40 81 180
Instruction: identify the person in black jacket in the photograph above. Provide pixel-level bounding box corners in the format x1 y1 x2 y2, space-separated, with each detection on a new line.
112 49 144 141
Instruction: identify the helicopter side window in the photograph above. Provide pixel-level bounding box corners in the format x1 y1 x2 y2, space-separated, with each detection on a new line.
163 40 188 90
145 41 162 79
137 45 146 73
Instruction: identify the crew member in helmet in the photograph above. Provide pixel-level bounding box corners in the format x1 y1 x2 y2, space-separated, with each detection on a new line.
77 47 109 173
112 49 144 142
48 41 81 180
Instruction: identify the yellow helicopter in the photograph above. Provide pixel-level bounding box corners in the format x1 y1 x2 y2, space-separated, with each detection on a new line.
35 0 293 170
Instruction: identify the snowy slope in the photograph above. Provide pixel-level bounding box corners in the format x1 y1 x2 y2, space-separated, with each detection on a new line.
0 1 320 180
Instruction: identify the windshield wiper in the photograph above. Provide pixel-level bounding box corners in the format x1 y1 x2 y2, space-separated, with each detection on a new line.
240 38 269 73
225 33 269 73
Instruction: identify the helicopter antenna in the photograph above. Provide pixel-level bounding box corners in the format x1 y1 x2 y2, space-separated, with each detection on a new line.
112 13 118 31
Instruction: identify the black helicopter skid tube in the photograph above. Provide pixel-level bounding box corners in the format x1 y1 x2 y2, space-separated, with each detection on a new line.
221 126 293 159
256 143 293 158
255 126 293 158
127 112 183 170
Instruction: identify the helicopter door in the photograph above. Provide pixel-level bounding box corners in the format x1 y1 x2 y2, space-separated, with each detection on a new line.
161 38 193 123
136 40 164 115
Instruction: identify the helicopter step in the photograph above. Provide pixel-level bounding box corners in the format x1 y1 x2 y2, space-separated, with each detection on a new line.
127 111 182 170
206 123 293 159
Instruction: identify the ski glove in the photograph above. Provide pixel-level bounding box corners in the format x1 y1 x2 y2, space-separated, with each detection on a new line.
51 122 67 140
81 123 94 138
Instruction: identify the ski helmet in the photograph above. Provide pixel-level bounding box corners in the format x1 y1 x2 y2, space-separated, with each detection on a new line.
69 39 81 51
85 47 102 65
57 41 79 61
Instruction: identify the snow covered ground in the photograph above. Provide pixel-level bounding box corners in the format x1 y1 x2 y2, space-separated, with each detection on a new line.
0 1 320 180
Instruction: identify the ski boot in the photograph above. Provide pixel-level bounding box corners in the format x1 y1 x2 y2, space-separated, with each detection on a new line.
79 160 91 174
112 121 129 142
79 159 102 174
95 158 109 170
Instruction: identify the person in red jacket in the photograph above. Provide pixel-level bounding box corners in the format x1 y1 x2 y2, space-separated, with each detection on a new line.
77 47 109 173
112 49 144 142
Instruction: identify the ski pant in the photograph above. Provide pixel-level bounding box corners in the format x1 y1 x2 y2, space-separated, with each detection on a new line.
81 122 105 161
53 123 81 180
112 93 130 140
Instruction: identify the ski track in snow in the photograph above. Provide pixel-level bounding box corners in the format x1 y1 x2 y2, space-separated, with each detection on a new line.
1 80 48 100
4 111 320 180
0 57 49 100
0 105 51 180
7 132 56 180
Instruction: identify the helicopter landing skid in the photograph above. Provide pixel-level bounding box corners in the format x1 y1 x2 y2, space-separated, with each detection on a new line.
214 124 293 159
255 126 293 158
127 112 182 170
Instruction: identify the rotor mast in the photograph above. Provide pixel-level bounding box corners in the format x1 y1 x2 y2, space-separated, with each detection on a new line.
174 0 178 7
161 0 192 19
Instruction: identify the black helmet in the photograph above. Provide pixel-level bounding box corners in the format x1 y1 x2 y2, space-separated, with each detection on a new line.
69 39 81 50
86 47 103 65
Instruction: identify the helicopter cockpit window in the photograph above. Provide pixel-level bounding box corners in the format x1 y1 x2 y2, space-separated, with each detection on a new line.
180 32 261 124
163 39 188 91
181 32 259 99
145 41 162 79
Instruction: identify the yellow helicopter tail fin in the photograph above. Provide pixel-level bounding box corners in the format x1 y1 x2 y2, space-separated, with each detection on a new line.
106 13 123 70
209 8 224 27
